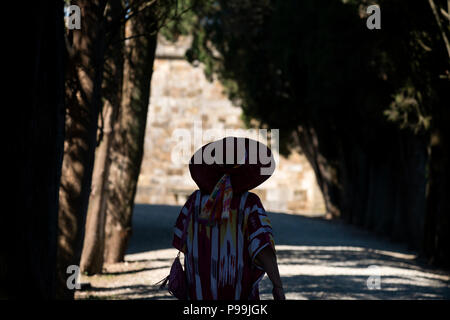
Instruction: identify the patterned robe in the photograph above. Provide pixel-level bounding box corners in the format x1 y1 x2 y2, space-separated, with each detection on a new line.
172 190 275 300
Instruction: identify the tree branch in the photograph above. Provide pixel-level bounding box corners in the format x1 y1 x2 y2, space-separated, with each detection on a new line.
428 0 450 59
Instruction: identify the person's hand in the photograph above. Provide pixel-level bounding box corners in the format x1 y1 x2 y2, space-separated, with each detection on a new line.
272 286 285 300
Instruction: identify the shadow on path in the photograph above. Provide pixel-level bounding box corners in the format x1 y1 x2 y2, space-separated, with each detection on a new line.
76 203 449 300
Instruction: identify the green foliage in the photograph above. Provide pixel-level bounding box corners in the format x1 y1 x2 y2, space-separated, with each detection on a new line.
384 86 431 133
159 0 200 41
181 0 378 155
163 0 448 156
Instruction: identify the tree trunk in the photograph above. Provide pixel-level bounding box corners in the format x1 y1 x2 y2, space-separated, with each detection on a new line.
297 120 428 254
295 125 342 218
80 2 125 276
57 0 107 299
104 6 158 263
5 1 65 299
422 0 450 269
79 103 114 275
424 112 450 267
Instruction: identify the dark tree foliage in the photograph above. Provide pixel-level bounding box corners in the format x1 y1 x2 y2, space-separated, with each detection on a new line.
6 1 66 298
182 0 450 266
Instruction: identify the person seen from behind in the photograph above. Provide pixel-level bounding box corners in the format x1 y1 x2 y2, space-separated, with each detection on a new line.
172 137 285 300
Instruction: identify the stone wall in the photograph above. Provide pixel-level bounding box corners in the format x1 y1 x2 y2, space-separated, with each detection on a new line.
135 36 325 215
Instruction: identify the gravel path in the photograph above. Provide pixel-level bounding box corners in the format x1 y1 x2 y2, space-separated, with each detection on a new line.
76 204 450 300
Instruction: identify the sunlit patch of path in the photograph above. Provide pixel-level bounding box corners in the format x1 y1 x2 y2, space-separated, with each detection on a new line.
259 245 450 300
76 248 178 300
76 204 450 300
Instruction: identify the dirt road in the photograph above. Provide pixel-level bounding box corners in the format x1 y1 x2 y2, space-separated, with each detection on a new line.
76 204 450 300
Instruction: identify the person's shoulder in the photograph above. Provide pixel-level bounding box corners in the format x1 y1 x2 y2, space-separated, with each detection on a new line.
190 189 201 197
244 191 264 207
185 189 200 204
246 191 261 201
